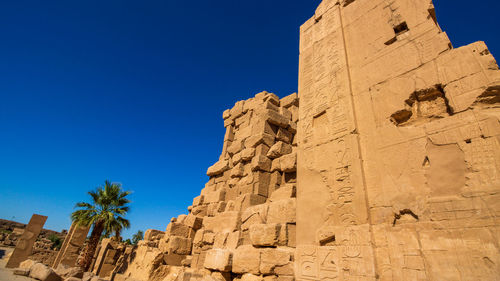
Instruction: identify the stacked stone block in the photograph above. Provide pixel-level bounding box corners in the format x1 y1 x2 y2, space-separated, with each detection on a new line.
117 91 299 281
188 91 298 280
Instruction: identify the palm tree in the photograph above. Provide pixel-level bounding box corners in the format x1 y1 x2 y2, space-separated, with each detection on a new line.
132 230 144 245
71 180 131 270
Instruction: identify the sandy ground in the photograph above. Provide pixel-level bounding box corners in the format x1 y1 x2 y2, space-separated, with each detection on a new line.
0 247 33 281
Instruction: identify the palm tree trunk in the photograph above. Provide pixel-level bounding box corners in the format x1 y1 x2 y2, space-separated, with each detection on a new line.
78 220 104 271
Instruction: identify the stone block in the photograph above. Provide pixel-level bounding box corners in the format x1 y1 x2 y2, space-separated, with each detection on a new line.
274 262 294 276
214 232 229 248
166 223 195 239
55 266 83 279
235 194 267 213
267 142 292 159
223 118 234 128
280 92 298 108
251 155 272 172
162 236 192 255
212 271 231 281
144 229 165 241
232 245 261 274
280 107 292 121
191 251 207 270
30 263 62 281
19 259 37 270
249 223 280 247
226 231 242 249
255 143 270 157
203 211 240 233
267 199 296 224
181 256 192 267
276 127 292 144
180 214 190 224
204 249 233 272
222 109 231 120
193 195 204 207
279 153 296 172
241 274 263 281
241 204 269 231
260 109 289 128
269 184 296 201
276 276 294 281
271 159 281 172
232 152 242 165
252 119 277 136
207 160 229 177
193 230 204 246
255 91 279 104
192 205 208 217
241 148 255 161
13 268 30 276
260 248 292 274
227 140 244 156
245 133 275 148
230 100 245 119
269 171 281 193
205 189 226 204
217 201 227 213
202 232 215 245
278 223 296 247
252 172 271 197
231 163 245 178
163 253 187 266
207 203 218 217
184 214 203 230
263 276 277 281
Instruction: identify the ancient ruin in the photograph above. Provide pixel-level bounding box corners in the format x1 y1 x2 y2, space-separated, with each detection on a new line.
6 214 48 268
110 0 500 280
5 0 500 280
52 223 90 269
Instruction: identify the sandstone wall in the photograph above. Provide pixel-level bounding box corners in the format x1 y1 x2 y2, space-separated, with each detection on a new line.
296 0 500 280
117 1 500 280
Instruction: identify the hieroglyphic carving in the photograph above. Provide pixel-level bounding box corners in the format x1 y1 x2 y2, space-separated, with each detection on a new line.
296 245 340 281
296 243 374 281
6 214 47 268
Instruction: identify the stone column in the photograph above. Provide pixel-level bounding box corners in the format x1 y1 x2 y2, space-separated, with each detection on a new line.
52 224 75 268
6 214 48 268
53 223 90 268
295 1 375 280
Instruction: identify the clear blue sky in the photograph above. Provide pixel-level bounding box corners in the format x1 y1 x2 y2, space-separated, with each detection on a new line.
0 0 499 239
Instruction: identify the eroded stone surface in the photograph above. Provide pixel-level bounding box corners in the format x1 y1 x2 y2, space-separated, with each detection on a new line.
295 0 500 280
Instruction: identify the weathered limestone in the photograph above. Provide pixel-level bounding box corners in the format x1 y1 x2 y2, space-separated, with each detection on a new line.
6 214 48 268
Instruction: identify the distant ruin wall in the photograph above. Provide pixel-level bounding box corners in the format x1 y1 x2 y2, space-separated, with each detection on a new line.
116 0 500 281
